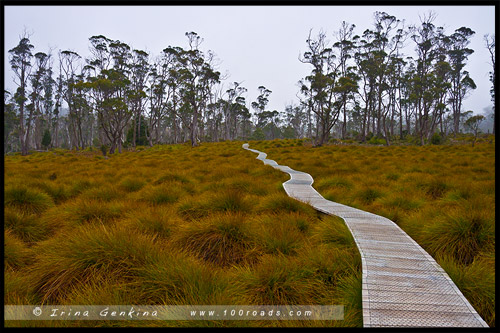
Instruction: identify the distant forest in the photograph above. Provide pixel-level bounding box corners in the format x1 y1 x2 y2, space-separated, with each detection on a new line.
5 11 495 155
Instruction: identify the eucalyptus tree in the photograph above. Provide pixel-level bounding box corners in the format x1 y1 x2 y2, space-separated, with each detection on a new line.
72 69 95 148
59 49 84 149
284 103 307 138
251 85 272 125
8 35 34 155
175 32 221 147
53 55 65 148
409 14 438 144
407 14 474 144
165 59 183 144
86 35 112 146
299 29 342 146
146 53 170 146
203 97 220 142
237 103 252 139
353 30 378 141
333 21 357 139
4 91 18 153
85 37 134 153
296 82 314 139
446 26 476 135
29 52 51 149
106 40 133 153
484 34 495 134
129 49 150 147
42 56 56 145
429 29 452 138
369 12 406 145
251 85 274 139
222 81 247 140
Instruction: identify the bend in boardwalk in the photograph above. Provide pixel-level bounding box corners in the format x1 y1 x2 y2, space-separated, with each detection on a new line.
242 143 488 328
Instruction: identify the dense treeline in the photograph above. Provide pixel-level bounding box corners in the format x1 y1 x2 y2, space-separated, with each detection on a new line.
5 11 495 154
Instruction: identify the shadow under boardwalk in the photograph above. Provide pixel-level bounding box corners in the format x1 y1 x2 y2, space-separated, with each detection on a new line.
242 143 488 328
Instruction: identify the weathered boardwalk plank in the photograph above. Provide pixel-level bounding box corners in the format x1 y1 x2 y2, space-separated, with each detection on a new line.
242 143 488 328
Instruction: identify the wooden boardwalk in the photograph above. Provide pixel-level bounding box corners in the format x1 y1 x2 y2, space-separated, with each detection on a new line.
242 143 488 328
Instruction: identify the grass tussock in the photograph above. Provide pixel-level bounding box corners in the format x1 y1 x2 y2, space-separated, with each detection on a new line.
134 184 183 205
5 230 33 270
123 205 182 239
252 214 308 256
3 140 373 327
4 207 54 243
177 188 252 220
209 188 252 213
231 254 333 305
256 192 315 215
132 249 232 305
173 213 261 267
5 268 46 306
312 215 356 248
54 198 127 226
4 186 54 215
421 205 494 265
27 224 163 303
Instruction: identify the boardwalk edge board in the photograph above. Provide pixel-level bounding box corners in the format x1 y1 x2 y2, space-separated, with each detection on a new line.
242 143 488 328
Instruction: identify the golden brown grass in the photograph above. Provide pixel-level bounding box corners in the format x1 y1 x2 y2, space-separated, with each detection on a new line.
4 141 361 328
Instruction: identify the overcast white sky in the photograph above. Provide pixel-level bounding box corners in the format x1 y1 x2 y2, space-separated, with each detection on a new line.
4 5 495 116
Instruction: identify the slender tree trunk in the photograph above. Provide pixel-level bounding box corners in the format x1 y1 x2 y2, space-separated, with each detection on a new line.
132 114 137 147
342 101 347 139
362 104 368 142
377 93 382 136
190 104 199 147
173 117 178 144
399 106 403 140
439 111 444 135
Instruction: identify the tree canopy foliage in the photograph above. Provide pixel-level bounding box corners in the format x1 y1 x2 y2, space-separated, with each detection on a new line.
5 12 493 155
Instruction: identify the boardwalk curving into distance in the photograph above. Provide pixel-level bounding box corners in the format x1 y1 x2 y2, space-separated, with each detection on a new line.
242 143 488 328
